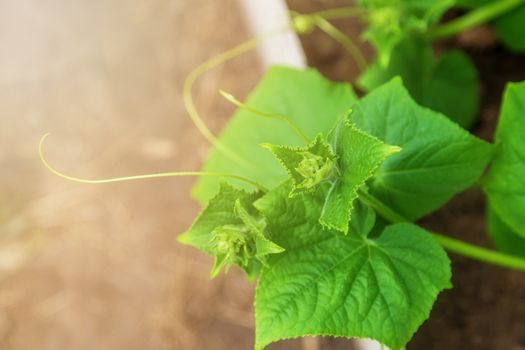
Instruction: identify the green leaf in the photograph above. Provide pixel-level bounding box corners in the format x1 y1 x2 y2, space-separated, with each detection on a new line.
178 183 283 279
262 134 337 197
484 81 525 239
234 199 285 258
253 183 451 350
358 37 480 128
493 5 525 52
320 122 400 233
349 77 493 220
456 0 525 52
349 198 377 238
487 209 525 258
358 0 455 65
192 66 358 203
264 123 399 233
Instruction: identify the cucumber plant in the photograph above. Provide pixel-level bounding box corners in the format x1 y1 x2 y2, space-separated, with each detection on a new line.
177 66 525 349
38 2 525 349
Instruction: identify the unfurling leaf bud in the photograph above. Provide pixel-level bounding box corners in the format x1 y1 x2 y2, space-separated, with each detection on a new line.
295 151 335 190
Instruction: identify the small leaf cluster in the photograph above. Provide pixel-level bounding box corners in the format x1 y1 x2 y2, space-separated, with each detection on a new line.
357 0 454 65
356 0 479 128
179 183 283 279
354 0 525 130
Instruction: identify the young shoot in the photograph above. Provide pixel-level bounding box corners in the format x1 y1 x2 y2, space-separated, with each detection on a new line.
295 150 335 190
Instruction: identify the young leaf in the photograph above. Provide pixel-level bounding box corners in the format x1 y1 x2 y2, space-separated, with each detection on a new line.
358 0 455 65
261 134 337 197
178 183 283 279
253 182 451 350
192 66 358 203
263 123 400 233
349 77 493 220
358 37 480 128
320 121 400 233
484 81 525 239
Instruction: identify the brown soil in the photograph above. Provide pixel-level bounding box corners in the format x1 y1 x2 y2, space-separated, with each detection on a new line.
287 1 525 349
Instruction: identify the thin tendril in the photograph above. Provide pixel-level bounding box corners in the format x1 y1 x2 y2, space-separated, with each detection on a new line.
218 89 310 144
290 12 367 72
39 133 268 192
183 27 288 169
313 16 368 72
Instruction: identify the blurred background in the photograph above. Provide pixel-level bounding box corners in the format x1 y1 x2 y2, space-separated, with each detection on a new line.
0 0 273 349
3 0 525 349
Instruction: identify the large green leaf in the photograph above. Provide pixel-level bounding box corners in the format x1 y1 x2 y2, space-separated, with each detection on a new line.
192 66 357 203
484 82 525 239
358 37 479 128
456 0 525 52
487 209 525 258
358 0 455 65
349 78 493 220
254 183 451 350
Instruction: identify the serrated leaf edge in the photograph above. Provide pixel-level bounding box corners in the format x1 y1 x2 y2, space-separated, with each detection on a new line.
319 122 401 234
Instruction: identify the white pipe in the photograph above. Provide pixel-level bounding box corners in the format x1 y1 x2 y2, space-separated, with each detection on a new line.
237 0 306 69
355 339 389 350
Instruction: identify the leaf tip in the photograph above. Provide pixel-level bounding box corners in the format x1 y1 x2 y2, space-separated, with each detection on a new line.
176 232 191 245
385 145 402 156
259 143 274 150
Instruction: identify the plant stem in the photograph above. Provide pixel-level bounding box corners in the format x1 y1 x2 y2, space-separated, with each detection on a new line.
432 232 525 271
427 0 525 40
313 16 368 72
358 190 405 224
358 190 525 272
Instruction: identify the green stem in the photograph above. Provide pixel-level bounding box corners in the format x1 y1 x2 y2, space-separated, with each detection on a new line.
432 232 525 271
358 190 405 224
427 0 525 40
358 190 525 272
313 16 368 72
